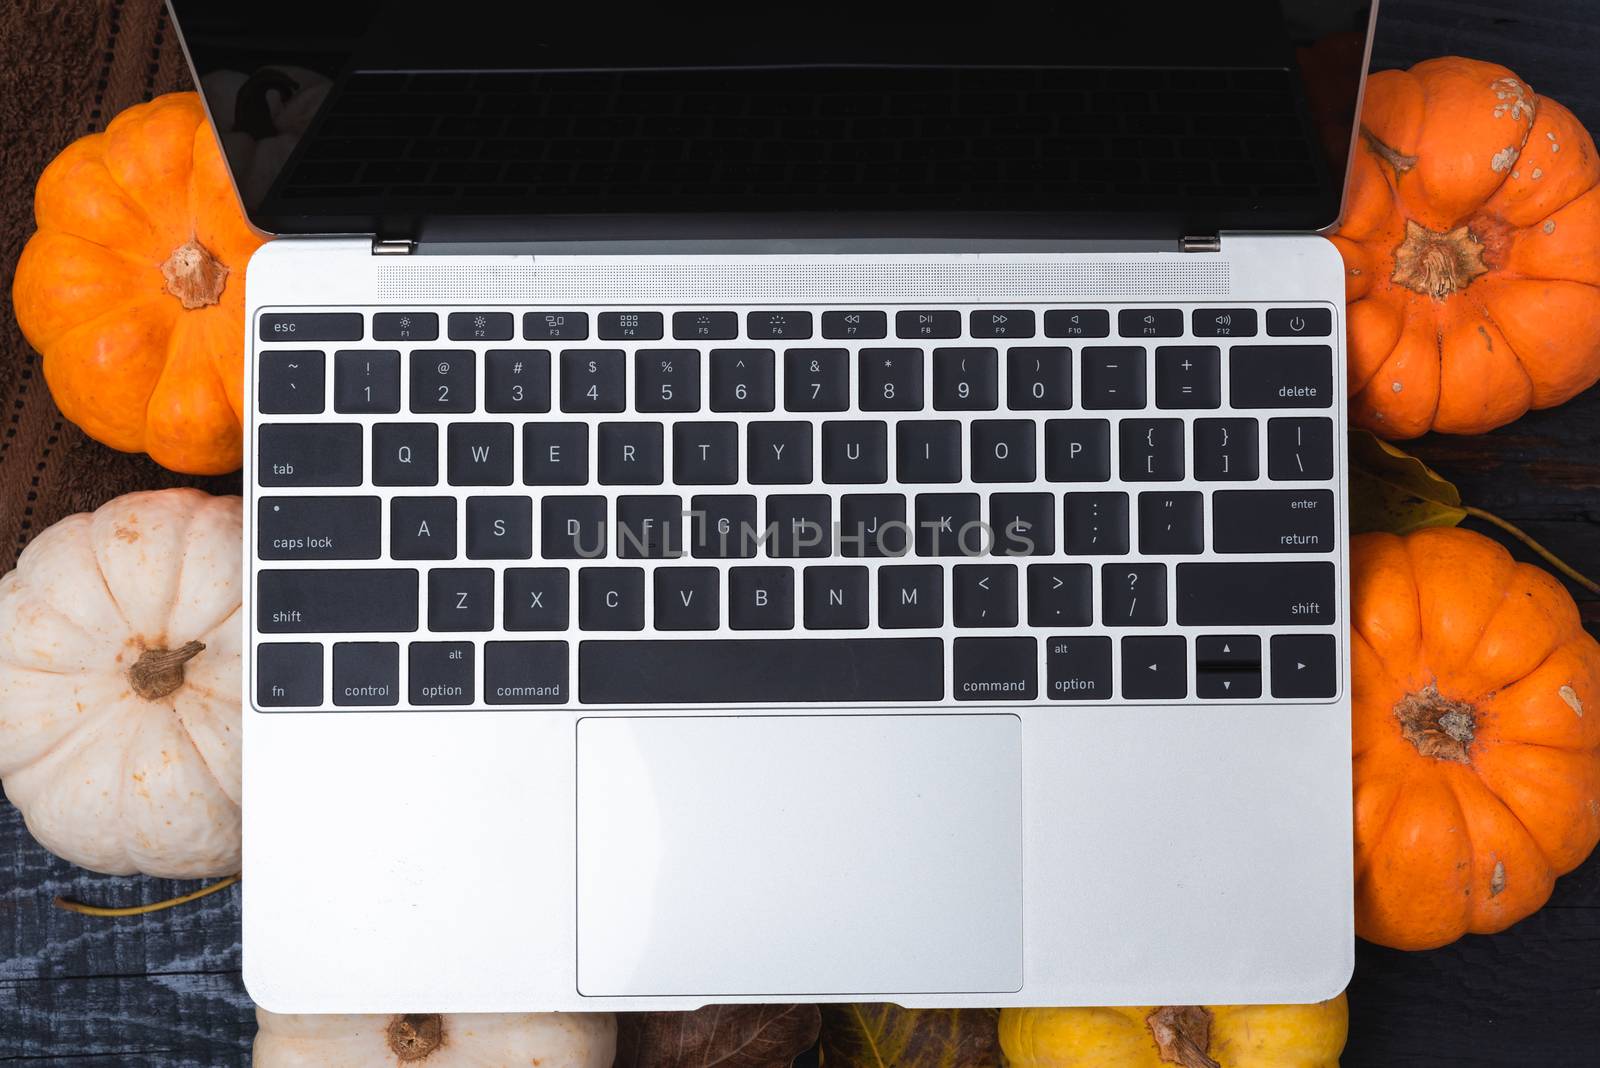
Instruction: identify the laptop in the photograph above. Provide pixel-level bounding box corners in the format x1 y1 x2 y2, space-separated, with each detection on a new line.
170 0 1370 1012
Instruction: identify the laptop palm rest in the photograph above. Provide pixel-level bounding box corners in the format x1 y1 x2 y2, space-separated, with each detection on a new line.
575 713 1024 997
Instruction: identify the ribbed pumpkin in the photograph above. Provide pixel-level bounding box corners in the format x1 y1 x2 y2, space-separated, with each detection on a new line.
253 1009 616 1067
0 489 242 877
1332 58 1600 437
1351 528 1600 950
12 92 264 474
999 998 1348 1068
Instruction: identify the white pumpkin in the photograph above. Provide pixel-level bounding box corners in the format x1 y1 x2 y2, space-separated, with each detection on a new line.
253 1009 617 1067
0 489 242 877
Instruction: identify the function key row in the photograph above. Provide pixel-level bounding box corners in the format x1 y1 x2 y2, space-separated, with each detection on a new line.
258 345 1334 416
259 307 1334 344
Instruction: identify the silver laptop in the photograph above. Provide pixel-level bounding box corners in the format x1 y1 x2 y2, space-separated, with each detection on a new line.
172 0 1370 1012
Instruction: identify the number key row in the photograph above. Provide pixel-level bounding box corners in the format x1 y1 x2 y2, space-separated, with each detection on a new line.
261 345 1332 416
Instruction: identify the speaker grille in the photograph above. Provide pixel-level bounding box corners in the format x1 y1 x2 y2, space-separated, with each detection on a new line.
377 259 1231 304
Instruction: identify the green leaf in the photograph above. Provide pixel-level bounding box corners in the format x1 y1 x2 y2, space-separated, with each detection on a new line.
818 1005 1001 1068
614 1004 821 1068
1348 428 1467 535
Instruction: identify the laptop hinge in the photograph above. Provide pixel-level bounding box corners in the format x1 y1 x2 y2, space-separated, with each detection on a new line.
1180 234 1221 253
372 238 415 255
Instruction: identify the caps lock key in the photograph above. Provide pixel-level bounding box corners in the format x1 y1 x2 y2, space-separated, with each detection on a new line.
258 497 381 560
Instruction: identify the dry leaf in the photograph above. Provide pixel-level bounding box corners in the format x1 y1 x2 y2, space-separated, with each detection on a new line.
818 1005 1001 1068
614 1004 821 1068
1348 430 1600 595
1348 428 1467 535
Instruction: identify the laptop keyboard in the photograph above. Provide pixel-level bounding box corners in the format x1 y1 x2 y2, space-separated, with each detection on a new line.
250 303 1340 710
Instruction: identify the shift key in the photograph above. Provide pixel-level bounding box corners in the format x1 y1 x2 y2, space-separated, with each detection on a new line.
258 569 418 632
1176 562 1335 625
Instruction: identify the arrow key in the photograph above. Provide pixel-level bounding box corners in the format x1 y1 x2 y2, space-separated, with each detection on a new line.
1195 634 1260 666
1121 635 1187 700
1271 633 1338 698
1197 667 1262 699
1197 634 1261 699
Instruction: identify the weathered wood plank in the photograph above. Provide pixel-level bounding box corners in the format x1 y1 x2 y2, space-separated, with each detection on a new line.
0 971 252 1067
0 787 251 1063
1348 899 1600 1068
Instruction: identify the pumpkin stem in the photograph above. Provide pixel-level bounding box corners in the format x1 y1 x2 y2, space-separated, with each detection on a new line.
127 640 206 701
1395 682 1478 764
1391 219 1491 299
160 239 229 309
53 874 239 917
387 1014 446 1062
1146 1006 1221 1068
1360 126 1419 178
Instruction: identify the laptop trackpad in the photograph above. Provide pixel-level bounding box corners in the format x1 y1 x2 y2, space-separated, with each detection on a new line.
576 714 1023 997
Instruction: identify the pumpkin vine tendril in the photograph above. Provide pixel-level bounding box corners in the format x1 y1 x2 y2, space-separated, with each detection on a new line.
53 874 240 917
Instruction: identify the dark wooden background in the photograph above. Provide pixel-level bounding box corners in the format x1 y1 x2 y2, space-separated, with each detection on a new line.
2 1 1597 1064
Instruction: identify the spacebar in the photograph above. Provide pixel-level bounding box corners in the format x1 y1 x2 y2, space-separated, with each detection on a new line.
579 638 945 704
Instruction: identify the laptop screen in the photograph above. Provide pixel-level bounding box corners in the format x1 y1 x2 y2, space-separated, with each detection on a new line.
169 1 1376 242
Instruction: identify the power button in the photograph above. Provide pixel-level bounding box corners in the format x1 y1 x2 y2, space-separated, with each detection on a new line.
1266 307 1332 337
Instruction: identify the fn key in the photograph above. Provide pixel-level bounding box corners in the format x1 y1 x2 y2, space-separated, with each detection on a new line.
257 643 323 707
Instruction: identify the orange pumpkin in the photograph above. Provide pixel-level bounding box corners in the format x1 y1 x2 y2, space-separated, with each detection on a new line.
1332 58 1600 437
1351 527 1600 949
12 92 264 474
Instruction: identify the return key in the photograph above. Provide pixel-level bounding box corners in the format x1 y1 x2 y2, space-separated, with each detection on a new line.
1213 489 1336 553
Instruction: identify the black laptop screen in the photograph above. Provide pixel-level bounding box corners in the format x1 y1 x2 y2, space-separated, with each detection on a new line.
169 1 1376 241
